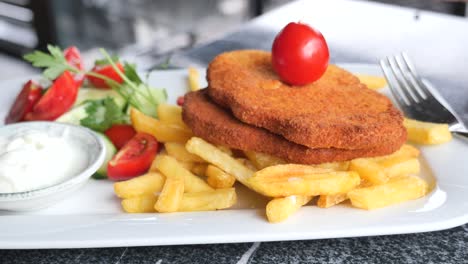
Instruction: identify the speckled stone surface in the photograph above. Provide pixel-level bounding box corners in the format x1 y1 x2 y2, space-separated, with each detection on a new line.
1 225 467 263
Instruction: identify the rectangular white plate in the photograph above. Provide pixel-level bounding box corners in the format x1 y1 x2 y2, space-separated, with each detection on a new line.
0 64 467 249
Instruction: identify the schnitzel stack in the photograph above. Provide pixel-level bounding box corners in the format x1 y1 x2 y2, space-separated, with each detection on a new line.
182 50 406 164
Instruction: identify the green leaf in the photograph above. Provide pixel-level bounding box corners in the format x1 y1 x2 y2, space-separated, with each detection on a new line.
94 55 120 66
23 45 73 80
123 62 142 85
80 97 127 132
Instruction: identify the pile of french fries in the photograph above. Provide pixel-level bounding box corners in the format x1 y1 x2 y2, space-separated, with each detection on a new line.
113 69 453 223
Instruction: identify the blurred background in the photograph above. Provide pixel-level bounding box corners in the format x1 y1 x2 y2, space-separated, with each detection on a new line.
0 0 466 78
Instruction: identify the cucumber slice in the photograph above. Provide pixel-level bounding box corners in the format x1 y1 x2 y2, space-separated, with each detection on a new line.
56 103 90 125
74 88 126 109
131 85 167 117
93 132 117 179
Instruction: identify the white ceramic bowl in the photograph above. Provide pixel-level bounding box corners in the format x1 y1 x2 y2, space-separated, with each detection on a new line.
0 122 105 211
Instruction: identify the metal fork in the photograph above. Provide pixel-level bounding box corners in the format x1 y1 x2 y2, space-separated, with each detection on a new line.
380 53 468 139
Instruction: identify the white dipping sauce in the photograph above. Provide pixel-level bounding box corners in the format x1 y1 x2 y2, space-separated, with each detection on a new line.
0 129 88 193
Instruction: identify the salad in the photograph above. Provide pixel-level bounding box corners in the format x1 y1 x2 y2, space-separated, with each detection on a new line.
5 45 167 180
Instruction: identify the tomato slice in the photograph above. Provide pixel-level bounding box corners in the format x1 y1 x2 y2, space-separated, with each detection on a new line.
87 63 124 89
64 46 84 71
105 124 137 149
107 132 159 180
176 96 185 106
5 80 43 124
25 71 79 121
272 22 329 85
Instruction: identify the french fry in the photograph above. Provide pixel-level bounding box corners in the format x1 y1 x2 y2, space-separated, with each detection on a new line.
348 175 428 210
206 165 236 188
154 175 184 213
155 155 213 192
217 145 233 156
179 188 237 212
244 151 285 169
384 158 420 178
356 74 387 90
317 193 348 208
247 164 360 197
349 158 388 185
121 195 157 213
404 118 452 145
313 161 350 171
157 103 188 129
190 163 208 176
186 137 254 185
114 172 165 199
372 144 420 167
236 158 258 171
131 108 193 143
149 156 193 172
266 195 312 223
164 142 205 163
188 67 200 91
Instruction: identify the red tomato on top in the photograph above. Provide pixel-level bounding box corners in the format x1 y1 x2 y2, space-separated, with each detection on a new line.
5 80 43 124
107 132 159 180
25 71 79 121
87 63 124 89
105 124 137 149
64 46 84 70
272 22 329 86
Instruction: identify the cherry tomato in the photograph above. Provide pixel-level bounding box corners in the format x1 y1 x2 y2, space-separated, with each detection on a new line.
5 80 43 124
105 124 137 149
25 71 79 121
272 22 329 85
176 96 185 106
64 46 84 70
87 63 124 89
107 132 159 180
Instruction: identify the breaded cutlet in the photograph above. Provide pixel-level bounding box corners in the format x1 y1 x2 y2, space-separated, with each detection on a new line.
182 90 406 164
207 50 406 150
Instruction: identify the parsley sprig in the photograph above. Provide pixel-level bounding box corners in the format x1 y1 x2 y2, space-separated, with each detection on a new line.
23 45 166 117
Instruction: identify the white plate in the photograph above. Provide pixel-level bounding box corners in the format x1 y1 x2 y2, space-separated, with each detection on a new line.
0 64 467 249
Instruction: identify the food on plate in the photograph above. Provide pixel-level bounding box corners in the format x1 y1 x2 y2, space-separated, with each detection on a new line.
207 50 407 151
122 195 158 213
404 118 452 145
188 67 201 91
107 132 159 180
348 175 428 210
183 90 405 164
63 46 84 71
154 155 213 192
266 195 312 223
244 151 285 170
247 164 360 197
271 22 329 85
317 193 348 208
349 158 389 185
105 124 136 149
205 165 236 189
164 142 205 163
356 74 387 90
157 104 189 129
154 174 184 213
0 129 88 193
87 61 125 89
114 172 165 199
25 71 79 121
5 80 43 124
131 108 193 143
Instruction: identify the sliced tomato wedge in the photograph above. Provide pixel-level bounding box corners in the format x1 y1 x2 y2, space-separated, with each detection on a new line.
25 71 79 121
105 124 137 149
5 80 43 124
87 63 124 89
64 46 84 70
176 96 185 106
107 132 159 180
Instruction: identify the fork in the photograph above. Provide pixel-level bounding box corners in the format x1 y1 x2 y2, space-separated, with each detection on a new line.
379 53 468 139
